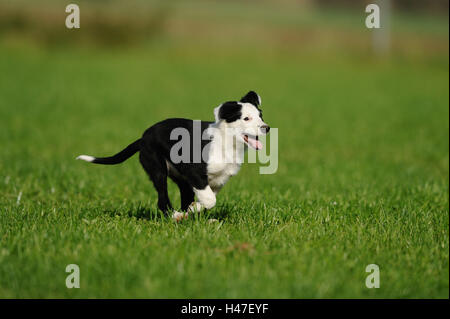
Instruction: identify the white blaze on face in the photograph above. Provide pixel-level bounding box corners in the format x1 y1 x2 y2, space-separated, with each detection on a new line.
237 103 265 150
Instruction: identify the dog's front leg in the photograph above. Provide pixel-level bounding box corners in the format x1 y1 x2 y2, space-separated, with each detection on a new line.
172 201 204 222
172 186 216 221
193 186 216 210
188 202 204 213
186 186 217 213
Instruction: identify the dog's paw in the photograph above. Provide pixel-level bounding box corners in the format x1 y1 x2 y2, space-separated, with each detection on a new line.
172 211 188 222
194 187 216 209
188 202 204 213
208 218 218 224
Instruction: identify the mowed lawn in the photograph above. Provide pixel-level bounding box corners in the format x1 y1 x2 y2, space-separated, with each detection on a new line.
0 40 448 298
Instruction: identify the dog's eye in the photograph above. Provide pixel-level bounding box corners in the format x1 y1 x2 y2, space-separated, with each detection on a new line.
244 117 250 121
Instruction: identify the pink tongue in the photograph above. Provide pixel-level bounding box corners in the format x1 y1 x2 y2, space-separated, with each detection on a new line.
247 137 263 150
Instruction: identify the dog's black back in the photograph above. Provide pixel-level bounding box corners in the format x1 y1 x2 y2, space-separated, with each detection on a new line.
139 118 214 212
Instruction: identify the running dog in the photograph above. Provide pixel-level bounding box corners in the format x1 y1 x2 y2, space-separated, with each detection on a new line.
77 91 270 220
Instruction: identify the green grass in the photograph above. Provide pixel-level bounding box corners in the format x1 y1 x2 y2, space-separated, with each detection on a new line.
0 7 448 297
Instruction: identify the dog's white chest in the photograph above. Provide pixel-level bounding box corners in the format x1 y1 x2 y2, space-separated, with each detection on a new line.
205 123 245 193
207 162 241 192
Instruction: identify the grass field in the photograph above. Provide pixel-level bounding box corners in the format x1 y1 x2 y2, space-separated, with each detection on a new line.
0 3 449 298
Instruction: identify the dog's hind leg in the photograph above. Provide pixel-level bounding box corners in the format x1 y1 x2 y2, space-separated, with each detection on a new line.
170 177 195 212
139 150 172 215
168 176 195 221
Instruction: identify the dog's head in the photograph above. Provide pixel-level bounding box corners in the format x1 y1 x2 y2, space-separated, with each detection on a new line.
214 91 270 150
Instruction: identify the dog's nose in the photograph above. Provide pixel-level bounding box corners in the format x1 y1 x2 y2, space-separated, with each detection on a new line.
260 125 270 134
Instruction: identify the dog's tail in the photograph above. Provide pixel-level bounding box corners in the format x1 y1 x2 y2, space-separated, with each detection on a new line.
76 139 141 165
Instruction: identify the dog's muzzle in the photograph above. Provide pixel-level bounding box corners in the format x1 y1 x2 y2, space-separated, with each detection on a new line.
260 125 270 134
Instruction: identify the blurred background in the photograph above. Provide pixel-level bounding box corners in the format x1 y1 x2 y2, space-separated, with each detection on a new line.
0 0 448 54
0 0 447 178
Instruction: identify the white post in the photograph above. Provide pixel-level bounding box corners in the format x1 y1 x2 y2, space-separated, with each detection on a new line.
373 0 391 55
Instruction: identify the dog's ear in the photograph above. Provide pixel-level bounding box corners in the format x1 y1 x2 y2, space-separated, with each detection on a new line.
240 91 261 107
214 102 242 123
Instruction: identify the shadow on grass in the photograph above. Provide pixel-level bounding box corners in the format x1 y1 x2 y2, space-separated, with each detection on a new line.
206 203 233 220
103 203 162 221
103 202 234 222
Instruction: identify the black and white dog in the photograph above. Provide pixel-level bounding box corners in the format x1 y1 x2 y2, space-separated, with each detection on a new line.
77 91 270 221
